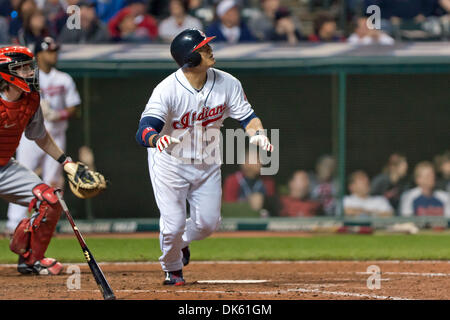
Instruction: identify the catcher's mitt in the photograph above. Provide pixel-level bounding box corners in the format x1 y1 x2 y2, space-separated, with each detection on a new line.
63 162 107 199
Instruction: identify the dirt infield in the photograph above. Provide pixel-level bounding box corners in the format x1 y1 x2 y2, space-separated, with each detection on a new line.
1 260 449 300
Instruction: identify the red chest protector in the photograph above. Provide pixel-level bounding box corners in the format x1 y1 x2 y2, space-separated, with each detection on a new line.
0 91 40 166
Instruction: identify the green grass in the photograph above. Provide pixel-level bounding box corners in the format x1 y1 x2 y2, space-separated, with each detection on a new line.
1 234 450 264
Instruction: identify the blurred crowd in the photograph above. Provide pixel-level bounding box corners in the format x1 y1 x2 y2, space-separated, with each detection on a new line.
223 150 450 218
0 0 449 46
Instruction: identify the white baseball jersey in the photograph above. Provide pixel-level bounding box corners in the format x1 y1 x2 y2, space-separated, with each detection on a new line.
141 67 255 272
343 194 394 217
399 187 450 217
39 68 81 134
140 67 254 161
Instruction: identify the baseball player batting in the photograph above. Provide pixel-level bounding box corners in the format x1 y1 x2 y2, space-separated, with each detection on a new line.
0 45 102 275
136 29 274 285
6 37 81 234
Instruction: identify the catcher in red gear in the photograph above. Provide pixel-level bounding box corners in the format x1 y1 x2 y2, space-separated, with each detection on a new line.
0 45 106 275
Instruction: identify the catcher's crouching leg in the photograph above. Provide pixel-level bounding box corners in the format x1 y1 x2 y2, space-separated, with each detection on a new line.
9 184 63 275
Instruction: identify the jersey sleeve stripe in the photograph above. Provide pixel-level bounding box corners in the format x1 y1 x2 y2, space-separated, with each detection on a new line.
239 112 257 128
239 109 255 121
141 113 166 123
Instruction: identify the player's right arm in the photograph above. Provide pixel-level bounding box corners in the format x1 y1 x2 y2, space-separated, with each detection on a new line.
136 82 179 152
41 73 81 122
136 116 180 151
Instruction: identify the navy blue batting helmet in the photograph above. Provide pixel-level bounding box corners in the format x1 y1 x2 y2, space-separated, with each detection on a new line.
170 29 216 68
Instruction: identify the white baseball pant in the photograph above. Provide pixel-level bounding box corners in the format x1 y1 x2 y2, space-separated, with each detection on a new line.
148 149 222 272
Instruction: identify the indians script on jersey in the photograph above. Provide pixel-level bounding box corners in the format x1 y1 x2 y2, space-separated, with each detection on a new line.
172 104 226 129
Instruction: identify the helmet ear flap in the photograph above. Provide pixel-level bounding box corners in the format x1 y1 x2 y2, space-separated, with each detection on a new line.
184 51 202 68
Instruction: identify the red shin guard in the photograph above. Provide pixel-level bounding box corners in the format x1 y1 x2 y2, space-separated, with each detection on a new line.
10 184 62 265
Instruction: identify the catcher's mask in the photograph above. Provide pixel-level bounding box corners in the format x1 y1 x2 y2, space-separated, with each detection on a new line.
0 46 39 93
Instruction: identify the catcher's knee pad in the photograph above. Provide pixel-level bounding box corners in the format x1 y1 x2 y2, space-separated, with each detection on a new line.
9 184 62 265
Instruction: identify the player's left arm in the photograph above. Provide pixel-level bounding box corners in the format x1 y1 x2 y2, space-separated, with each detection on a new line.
244 116 274 152
229 78 274 152
34 130 66 161
27 107 73 163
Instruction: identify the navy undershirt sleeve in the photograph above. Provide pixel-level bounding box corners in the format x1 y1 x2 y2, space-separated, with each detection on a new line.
240 112 257 129
136 116 165 147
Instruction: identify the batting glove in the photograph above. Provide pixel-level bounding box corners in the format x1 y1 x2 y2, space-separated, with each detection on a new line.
156 135 180 152
249 132 274 152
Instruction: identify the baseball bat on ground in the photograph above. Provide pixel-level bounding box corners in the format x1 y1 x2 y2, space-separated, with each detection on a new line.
55 190 116 300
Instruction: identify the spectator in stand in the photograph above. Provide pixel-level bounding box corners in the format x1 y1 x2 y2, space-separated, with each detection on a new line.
187 0 212 23
90 0 126 23
248 0 301 42
0 16 8 43
371 153 410 213
119 11 154 42
223 149 276 215
434 151 450 193
248 0 280 41
280 170 322 217
205 0 256 43
400 161 450 217
59 1 110 43
269 7 302 44
42 0 66 38
61 0 81 12
108 0 158 42
308 11 345 42
310 155 338 216
158 0 203 43
63 0 86 11
344 170 394 217
17 8 49 45
9 0 37 43
188 0 203 11
348 16 395 45
434 0 450 16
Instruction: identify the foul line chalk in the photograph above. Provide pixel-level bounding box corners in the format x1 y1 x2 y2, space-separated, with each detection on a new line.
73 288 411 300
196 280 269 284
